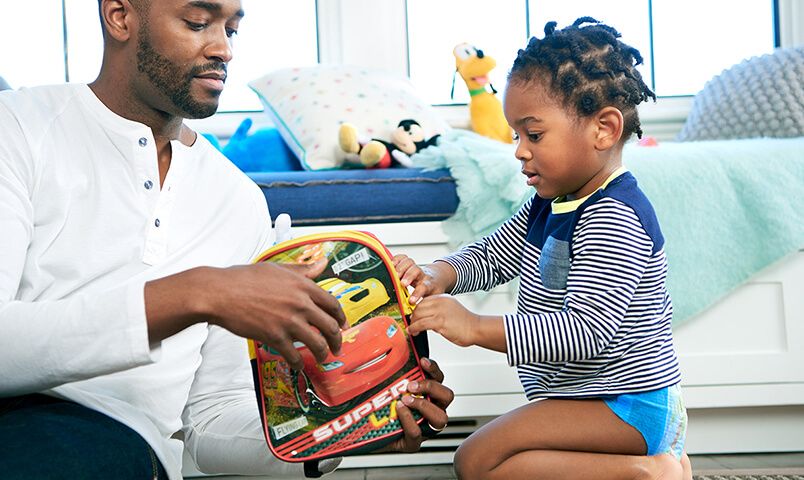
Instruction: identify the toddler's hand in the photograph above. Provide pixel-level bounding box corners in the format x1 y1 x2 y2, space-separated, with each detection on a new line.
392 255 444 304
408 294 478 347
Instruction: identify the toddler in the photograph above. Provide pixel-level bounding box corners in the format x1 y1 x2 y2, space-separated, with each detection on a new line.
394 17 691 480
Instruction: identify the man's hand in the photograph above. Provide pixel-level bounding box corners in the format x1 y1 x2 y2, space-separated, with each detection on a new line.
145 260 347 371
380 357 454 453
204 260 348 370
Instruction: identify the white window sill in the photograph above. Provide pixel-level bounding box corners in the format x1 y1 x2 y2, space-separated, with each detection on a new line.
187 96 694 144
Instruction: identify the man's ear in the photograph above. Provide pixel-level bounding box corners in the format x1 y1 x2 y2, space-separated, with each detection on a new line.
593 106 624 151
100 0 137 43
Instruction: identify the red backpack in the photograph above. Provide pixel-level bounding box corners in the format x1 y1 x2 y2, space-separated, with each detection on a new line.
248 230 429 471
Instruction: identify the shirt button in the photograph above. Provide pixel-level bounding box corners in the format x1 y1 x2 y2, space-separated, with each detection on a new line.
139 137 148 147
154 218 161 227
144 180 154 190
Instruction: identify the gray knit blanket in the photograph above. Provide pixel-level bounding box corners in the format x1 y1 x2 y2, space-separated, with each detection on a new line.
677 46 804 141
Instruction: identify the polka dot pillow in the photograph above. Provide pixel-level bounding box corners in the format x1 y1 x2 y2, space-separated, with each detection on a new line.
249 65 450 170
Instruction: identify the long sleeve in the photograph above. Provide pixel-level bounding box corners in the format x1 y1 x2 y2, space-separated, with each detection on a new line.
441 197 534 294
180 326 340 477
505 200 653 366
1 84 322 478
0 104 156 397
178 202 342 477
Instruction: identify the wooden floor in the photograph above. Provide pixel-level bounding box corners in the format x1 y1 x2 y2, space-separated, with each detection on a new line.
204 452 804 479
320 452 804 479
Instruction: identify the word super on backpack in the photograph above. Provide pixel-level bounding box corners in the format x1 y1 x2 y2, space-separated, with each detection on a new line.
247 230 429 474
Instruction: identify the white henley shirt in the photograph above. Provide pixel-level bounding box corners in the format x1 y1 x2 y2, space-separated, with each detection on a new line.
0 84 328 479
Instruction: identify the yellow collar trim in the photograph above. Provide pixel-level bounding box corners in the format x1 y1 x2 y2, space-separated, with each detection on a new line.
551 167 628 214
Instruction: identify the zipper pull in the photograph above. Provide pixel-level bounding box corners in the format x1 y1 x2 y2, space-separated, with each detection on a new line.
398 281 415 315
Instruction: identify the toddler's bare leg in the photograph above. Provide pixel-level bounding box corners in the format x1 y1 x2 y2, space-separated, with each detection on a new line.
681 451 693 480
453 399 683 480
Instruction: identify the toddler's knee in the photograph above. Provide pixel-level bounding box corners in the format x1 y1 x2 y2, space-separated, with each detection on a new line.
453 441 487 480
680 452 692 480
634 453 682 480
453 443 471 480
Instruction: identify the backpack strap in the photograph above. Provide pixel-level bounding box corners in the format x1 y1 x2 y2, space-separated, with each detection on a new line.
304 460 323 478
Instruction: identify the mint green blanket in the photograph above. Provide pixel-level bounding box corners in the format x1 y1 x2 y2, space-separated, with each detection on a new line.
413 129 804 324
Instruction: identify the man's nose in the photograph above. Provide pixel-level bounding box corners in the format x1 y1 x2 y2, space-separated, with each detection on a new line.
207 30 234 64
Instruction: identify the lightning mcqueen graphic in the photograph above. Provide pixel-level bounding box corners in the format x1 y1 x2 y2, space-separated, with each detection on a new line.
292 315 409 412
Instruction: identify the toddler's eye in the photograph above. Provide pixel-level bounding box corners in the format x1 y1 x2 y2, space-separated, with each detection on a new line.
527 132 542 142
512 132 520 141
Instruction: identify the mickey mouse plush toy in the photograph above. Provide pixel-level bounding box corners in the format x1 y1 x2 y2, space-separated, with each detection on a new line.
338 119 440 169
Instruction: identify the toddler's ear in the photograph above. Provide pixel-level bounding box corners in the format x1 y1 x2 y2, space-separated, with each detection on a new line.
594 107 624 151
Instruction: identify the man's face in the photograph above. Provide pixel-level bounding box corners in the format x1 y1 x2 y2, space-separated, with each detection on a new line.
133 0 243 119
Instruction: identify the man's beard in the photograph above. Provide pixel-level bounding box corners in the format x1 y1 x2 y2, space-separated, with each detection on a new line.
136 28 225 119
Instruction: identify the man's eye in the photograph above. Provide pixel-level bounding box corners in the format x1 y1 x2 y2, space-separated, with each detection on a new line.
186 21 207 31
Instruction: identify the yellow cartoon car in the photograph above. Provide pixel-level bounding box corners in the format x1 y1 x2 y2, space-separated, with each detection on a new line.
317 277 390 325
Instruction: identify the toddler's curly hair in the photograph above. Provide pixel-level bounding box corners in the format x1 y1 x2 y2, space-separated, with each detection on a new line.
509 17 656 140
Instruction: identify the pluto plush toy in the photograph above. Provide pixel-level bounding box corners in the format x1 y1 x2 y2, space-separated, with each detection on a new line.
452 43 513 144
338 119 440 169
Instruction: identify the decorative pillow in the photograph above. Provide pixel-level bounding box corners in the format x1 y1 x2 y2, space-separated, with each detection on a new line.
677 46 804 141
249 65 450 170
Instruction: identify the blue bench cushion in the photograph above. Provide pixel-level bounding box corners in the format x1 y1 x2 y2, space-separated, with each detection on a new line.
248 168 458 226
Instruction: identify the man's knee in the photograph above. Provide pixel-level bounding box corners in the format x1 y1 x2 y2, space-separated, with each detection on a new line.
0 396 165 479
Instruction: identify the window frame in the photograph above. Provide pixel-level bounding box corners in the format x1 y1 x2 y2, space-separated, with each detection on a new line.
185 0 802 138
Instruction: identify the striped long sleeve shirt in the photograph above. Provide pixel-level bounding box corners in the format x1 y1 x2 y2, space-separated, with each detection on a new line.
442 170 681 400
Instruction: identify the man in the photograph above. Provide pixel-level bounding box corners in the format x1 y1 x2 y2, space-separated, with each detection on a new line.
0 1 453 478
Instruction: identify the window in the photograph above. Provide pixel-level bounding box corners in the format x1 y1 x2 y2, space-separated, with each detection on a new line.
216 0 318 111
0 0 319 113
650 0 775 96
64 0 104 84
1 0 786 133
406 0 526 105
407 0 777 104
527 1 653 89
0 1 67 88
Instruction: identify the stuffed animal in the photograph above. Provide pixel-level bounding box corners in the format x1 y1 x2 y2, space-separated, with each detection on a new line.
452 43 513 144
221 118 301 172
338 119 440 169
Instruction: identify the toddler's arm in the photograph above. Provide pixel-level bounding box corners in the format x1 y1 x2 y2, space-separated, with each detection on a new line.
409 295 507 352
393 255 508 352
439 197 534 294
392 255 457 304
394 197 535 302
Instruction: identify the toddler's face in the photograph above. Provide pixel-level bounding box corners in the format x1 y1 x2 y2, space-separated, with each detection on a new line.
503 80 604 200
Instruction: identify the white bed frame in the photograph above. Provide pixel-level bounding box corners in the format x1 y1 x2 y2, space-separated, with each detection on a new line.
294 221 804 468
